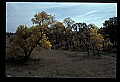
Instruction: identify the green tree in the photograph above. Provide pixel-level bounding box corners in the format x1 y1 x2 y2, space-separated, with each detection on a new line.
54 21 65 46
103 17 117 48
63 18 74 28
63 18 75 49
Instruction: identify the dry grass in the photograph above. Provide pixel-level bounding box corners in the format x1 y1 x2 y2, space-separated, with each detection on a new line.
6 37 116 78
6 47 116 78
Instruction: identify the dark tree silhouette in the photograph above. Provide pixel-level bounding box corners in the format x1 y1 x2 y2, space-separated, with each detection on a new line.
103 17 117 48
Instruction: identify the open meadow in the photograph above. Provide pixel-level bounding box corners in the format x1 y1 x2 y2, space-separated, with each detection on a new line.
6 37 116 78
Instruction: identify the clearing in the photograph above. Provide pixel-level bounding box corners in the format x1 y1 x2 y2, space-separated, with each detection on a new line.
6 47 116 78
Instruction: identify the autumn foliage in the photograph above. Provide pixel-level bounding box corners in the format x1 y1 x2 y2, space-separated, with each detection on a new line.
7 11 116 62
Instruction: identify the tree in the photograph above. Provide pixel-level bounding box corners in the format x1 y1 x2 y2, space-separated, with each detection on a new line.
63 18 75 49
38 34 52 50
103 17 117 48
31 11 49 26
89 26 104 56
9 11 54 61
63 18 74 28
54 21 65 47
9 25 41 60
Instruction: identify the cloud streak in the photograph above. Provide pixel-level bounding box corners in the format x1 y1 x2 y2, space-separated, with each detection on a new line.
6 2 117 32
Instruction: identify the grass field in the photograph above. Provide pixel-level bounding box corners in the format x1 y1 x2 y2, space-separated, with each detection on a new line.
6 45 116 78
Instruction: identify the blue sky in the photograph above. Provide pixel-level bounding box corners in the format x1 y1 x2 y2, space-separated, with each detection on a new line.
6 2 117 32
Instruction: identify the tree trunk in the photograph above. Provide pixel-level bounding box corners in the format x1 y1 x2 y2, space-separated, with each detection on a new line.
66 41 69 50
96 48 101 57
85 43 89 55
24 47 28 60
69 41 72 48
102 41 105 51
92 43 95 56
25 29 43 60
55 32 58 44
72 41 74 48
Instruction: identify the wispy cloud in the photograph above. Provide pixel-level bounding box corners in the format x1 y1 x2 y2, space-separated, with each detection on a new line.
6 2 117 32
83 9 102 16
75 6 115 19
73 4 116 26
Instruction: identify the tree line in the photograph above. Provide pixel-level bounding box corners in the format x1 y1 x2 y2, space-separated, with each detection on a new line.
7 11 117 61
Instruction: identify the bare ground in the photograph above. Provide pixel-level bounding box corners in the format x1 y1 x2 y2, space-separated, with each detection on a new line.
6 47 116 78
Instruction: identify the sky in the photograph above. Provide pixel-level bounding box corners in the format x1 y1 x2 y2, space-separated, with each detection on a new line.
6 2 117 33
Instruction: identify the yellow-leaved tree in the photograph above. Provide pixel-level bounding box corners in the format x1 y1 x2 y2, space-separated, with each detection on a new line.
8 11 54 61
38 34 52 50
88 27 105 56
90 27 104 50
